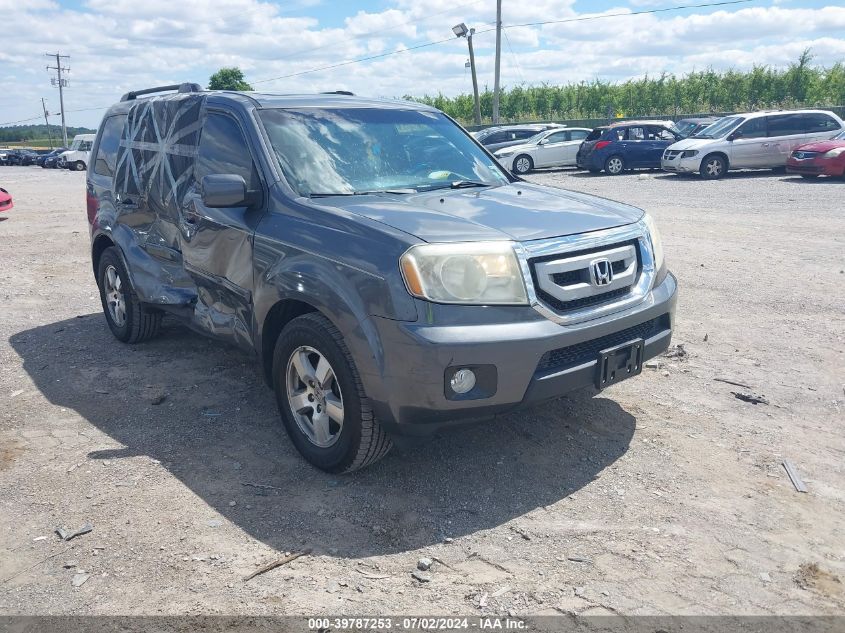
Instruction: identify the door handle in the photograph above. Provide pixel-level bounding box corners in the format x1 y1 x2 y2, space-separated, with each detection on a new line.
761 143 769 147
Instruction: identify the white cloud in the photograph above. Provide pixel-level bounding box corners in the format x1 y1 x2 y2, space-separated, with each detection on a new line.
0 1 842 128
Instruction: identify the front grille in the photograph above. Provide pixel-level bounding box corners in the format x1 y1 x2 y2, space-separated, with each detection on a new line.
792 151 818 160
531 240 640 314
536 314 670 374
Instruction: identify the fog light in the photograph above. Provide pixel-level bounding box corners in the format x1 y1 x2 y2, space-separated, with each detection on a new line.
450 368 476 394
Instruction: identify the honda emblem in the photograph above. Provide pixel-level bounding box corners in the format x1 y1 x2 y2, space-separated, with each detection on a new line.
590 258 613 286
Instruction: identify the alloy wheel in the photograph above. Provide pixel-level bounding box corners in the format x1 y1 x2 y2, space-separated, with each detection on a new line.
607 157 623 174
515 157 531 173
104 265 126 327
285 345 345 448
705 158 723 178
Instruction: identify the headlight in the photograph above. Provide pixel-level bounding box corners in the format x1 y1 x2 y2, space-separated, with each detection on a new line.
681 150 699 158
400 242 528 305
640 212 665 273
496 150 515 158
822 147 845 158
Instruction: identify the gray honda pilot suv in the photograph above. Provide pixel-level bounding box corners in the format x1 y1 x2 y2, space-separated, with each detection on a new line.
86 83 677 472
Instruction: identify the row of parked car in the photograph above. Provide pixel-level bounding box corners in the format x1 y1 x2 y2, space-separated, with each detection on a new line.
0 133 95 171
473 110 845 180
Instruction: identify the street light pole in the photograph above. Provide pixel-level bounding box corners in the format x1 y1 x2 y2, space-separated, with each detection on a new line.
492 0 502 124
466 29 481 126
453 23 482 126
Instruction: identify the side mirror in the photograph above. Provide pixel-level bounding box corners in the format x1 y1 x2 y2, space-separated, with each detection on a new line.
201 174 247 208
538 138 548 145
727 132 739 141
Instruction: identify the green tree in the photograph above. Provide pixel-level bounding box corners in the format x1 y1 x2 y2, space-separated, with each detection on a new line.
208 67 253 91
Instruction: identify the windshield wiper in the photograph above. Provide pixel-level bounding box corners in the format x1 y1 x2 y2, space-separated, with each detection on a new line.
308 188 416 198
450 180 493 189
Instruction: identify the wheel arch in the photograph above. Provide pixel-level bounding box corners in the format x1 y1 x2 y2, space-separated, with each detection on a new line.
260 298 320 386
700 151 730 173
91 233 116 278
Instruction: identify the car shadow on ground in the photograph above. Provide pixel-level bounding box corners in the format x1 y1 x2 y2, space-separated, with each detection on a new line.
10 314 636 558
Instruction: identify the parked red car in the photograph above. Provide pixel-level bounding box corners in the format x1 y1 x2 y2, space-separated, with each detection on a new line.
0 187 13 212
787 129 845 179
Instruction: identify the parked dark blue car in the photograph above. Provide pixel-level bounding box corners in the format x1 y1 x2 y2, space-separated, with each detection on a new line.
577 121 681 175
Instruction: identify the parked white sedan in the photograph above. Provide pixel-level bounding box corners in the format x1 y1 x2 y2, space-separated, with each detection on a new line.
495 127 592 174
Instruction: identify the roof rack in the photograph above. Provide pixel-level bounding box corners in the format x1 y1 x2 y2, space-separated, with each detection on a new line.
321 90 354 96
120 83 203 102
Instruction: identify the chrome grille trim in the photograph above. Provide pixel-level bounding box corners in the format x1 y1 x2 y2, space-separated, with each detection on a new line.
515 221 656 326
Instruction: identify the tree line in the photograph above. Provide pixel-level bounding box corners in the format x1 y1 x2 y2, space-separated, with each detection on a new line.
411 52 845 124
0 124 95 143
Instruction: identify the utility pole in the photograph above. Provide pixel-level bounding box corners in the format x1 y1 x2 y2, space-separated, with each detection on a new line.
492 0 502 124
45 53 70 147
453 23 481 126
41 98 54 149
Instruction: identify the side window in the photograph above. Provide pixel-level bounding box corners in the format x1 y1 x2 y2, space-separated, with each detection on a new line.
650 127 677 141
513 130 537 140
611 128 626 141
94 117 126 178
735 117 766 139
568 130 588 141
546 131 569 143
195 112 260 191
79 141 93 152
627 127 646 141
802 113 840 133
483 131 508 144
768 114 804 137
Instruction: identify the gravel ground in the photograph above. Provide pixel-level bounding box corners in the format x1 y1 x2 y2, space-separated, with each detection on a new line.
0 165 843 616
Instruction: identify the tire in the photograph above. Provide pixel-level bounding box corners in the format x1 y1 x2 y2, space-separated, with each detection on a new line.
74 161 86 171
800 174 819 180
97 247 162 343
604 155 625 175
272 313 392 473
700 154 727 180
512 154 533 175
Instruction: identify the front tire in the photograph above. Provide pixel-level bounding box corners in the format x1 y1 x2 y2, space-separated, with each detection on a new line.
700 154 727 180
604 155 625 175
272 313 392 473
73 161 86 171
97 247 162 343
512 154 533 175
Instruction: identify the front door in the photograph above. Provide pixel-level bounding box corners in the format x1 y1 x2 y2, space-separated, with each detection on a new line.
179 110 266 349
534 130 571 167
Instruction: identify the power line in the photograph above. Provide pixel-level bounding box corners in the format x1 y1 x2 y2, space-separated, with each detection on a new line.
250 0 757 85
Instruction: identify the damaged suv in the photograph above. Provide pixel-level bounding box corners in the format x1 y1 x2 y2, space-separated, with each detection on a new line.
87 84 677 472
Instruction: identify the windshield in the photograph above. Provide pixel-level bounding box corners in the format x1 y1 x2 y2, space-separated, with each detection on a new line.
675 121 700 136
259 108 510 196
693 116 743 139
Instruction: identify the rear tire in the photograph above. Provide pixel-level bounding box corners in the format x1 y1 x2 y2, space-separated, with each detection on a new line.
512 154 533 175
700 154 727 180
604 155 624 175
272 313 392 473
97 247 162 343
74 161 86 171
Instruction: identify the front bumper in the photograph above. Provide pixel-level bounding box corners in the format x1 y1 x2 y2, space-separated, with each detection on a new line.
661 154 700 173
495 154 516 171
365 272 678 436
787 157 843 177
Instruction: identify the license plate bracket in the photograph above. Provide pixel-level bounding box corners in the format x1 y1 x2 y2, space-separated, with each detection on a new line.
596 338 644 390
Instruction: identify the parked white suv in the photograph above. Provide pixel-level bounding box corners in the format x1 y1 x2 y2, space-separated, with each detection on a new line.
661 110 844 179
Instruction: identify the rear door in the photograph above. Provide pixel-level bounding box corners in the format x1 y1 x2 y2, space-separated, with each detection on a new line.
87 114 127 228
179 110 267 347
728 117 768 168
622 126 649 167
562 129 589 166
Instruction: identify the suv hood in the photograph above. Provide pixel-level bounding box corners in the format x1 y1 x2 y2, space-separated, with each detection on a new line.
667 137 721 151
310 182 643 243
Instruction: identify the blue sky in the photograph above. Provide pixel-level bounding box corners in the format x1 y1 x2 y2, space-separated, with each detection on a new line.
0 0 843 128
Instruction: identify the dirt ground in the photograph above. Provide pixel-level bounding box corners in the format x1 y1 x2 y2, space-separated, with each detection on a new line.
0 165 843 617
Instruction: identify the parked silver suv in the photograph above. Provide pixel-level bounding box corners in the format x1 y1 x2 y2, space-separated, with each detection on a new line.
661 109 844 179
